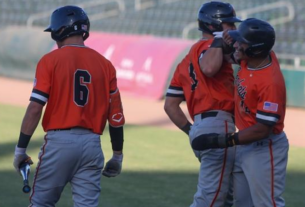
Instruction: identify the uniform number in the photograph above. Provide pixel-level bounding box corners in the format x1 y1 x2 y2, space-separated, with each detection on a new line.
74 69 91 107
240 100 250 114
189 63 198 91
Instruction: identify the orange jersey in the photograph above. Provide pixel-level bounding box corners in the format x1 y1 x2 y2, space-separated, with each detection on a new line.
30 45 125 134
234 51 286 134
166 39 234 119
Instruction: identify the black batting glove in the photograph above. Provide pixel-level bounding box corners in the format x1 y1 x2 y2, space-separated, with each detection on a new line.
191 133 239 151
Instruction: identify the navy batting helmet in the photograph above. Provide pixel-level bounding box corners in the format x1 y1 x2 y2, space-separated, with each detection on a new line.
198 1 242 34
44 5 90 42
228 18 275 58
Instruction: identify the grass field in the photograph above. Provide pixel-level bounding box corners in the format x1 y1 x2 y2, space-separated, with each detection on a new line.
0 103 304 207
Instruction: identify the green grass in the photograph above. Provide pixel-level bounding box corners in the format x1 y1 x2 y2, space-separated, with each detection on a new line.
0 103 304 207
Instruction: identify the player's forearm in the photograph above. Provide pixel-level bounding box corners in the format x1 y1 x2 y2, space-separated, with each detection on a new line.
191 123 273 150
238 122 273 144
20 103 43 135
164 104 191 134
18 102 43 148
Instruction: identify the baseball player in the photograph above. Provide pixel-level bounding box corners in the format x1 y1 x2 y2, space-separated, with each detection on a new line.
164 2 241 207
192 18 289 207
13 5 125 207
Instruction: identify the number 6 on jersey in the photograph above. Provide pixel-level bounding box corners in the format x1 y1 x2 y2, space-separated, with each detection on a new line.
74 69 91 107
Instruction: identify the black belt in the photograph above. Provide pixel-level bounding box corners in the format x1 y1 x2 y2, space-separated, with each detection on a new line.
201 111 218 119
50 128 72 131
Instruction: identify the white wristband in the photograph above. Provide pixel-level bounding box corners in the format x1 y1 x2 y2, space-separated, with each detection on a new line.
15 145 26 154
112 153 123 162
213 31 223 38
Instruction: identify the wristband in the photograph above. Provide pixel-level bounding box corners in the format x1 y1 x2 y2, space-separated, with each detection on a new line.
213 31 223 38
210 38 223 48
226 132 240 147
109 125 124 151
15 145 27 154
112 153 123 162
17 132 32 148
180 121 192 135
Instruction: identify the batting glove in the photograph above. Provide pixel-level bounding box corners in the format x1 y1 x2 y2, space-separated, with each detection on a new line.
213 31 223 38
211 32 225 48
13 146 33 174
102 153 123 178
191 133 240 151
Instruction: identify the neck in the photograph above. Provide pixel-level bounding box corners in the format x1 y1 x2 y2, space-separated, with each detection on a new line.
57 36 85 48
202 32 214 40
247 55 270 69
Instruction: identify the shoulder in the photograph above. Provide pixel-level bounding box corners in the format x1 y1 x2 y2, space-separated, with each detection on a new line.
85 47 112 62
38 50 57 64
190 39 212 53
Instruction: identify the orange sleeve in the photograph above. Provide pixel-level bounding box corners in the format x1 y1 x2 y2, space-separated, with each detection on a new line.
256 82 284 126
30 56 52 105
108 63 125 127
165 54 189 99
108 89 125 127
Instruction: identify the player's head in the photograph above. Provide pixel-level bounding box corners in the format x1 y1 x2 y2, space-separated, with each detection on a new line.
197 1 242 34
44 5 90 42
229 18 275 59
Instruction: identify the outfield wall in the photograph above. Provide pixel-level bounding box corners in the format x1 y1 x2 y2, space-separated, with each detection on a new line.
0 27 304 107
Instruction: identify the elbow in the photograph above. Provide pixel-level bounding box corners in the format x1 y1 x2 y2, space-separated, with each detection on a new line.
164 98 178 116
201 66 217 77
199 58 219 77
164 97 183 116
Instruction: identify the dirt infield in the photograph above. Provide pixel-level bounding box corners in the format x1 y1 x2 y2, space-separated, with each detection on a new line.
1 76 304 147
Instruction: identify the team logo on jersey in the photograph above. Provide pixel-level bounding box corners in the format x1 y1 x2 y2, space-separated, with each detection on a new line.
112 113 124 123
263 101 278 112
235 75 247 100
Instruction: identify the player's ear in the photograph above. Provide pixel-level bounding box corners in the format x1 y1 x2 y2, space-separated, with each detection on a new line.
208 25 216 31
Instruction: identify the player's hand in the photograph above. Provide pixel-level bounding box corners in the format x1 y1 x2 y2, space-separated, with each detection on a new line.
13 146 33 174
102 153 123 178
223 29 233 45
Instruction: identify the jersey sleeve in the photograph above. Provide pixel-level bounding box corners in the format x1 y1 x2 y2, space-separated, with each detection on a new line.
30 56 51 106
165 56 188 99
108 63 125 127
256 83 283 126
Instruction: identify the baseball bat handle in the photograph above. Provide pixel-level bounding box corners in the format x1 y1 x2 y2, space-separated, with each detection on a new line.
19 161 31 193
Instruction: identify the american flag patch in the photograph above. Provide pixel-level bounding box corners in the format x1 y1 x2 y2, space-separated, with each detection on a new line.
263 101 278 112
81 24 88 31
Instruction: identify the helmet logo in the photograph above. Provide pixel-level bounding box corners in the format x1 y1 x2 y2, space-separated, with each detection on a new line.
81 25 88 31
74 25 77 30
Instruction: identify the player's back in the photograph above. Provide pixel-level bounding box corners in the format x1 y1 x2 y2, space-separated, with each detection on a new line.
38 45 116 134
172 39 234 118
